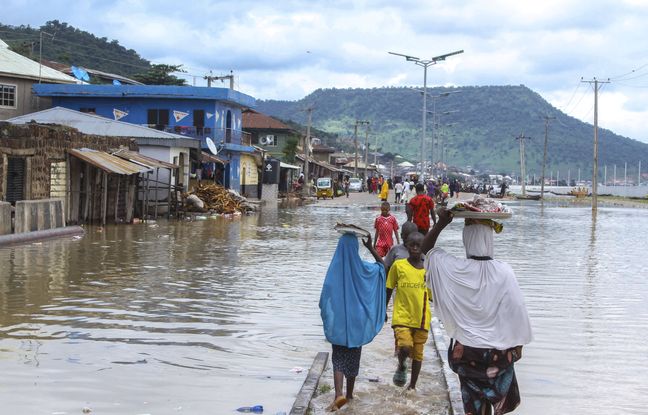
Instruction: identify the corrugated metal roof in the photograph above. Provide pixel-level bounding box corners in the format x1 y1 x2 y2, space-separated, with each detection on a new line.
8 107 191 140
69 148 151 175
32 84 256 108
242 109 293 131
111 148 178 169
0 39 80 83
201 151 229 164
280 162 300 170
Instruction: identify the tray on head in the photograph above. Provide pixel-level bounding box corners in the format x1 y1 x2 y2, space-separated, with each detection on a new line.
334 223 370 238
450 211 512 219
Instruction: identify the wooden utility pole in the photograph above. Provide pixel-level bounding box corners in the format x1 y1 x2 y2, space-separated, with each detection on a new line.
581 77 610 211
541 115 555 199
515 133 531 196
303 107 313 197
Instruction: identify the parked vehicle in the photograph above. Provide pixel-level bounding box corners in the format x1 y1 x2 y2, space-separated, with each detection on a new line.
348 177 363 192
316 177 334 199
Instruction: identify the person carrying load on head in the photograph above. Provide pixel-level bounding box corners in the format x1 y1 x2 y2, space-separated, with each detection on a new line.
422 210 533 415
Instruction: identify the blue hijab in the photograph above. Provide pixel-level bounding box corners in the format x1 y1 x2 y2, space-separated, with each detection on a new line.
319 234 386 348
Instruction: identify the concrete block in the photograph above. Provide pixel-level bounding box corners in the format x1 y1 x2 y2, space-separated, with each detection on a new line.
0 202 11 235
15 199 65 234
261 184 278 202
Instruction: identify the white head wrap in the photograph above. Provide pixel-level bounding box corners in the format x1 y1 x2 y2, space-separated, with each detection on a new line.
424 225 533 349
463 223 494 258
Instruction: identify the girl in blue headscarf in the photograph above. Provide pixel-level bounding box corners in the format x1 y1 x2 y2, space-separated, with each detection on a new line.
319 233 386 412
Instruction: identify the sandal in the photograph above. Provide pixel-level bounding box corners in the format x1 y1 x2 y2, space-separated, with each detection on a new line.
326 396 348 412
392 362 408 387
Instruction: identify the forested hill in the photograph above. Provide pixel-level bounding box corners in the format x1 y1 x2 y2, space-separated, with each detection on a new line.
258 86 648 176
0 20 151 78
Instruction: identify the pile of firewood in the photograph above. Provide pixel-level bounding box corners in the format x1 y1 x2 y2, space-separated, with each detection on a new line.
185 183 246 214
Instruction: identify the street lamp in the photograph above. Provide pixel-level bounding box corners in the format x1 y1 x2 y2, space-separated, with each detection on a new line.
389 50 464 181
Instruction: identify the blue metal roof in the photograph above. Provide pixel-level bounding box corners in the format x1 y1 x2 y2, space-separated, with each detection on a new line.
32 84 256 108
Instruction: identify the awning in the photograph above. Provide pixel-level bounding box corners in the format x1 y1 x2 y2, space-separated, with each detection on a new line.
112 148 178 169
69 148 151 175
201 151 229 164
280 162 300 170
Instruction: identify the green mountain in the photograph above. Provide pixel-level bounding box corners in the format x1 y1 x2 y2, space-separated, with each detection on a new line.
0 20 151 78
257 86 648 178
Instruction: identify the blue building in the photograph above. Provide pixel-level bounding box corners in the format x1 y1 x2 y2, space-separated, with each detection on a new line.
32 84 257 193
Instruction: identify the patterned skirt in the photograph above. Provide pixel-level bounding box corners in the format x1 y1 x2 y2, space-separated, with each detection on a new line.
331 344 362 378
448 339 523 415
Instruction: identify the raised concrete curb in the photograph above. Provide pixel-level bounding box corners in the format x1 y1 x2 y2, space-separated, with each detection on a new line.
431 316 465 415
0 226 84 247
290 351 328 415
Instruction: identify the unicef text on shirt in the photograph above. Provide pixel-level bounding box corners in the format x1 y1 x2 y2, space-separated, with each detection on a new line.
399 282 426 289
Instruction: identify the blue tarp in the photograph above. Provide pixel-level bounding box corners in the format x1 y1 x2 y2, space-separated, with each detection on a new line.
319 234 386 348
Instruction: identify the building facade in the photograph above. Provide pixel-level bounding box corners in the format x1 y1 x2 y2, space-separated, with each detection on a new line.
32 84 256 192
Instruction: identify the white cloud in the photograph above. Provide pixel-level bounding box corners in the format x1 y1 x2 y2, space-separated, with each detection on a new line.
3 0 648 143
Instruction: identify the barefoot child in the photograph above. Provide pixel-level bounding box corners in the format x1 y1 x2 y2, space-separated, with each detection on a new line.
374 201 400 257
320 233 386 411
385 232 432 390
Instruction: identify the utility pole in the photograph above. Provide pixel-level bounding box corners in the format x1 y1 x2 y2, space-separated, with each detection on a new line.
302 107 313 197
639 161 642 186
582 77 610 211
38 30 56 84
541 115 555 199
353 120 369 178
515 133 531 196
363 123 371 179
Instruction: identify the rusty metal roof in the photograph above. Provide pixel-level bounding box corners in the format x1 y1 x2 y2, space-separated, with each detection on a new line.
201 151 229 164
69 148 151 175
111 148 178 169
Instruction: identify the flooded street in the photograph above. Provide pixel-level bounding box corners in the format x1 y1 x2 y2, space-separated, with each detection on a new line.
1 193 648 414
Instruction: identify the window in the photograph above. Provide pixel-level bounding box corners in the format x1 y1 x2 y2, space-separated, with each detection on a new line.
147 109 169 130
79 107 96 114
0 84 16 108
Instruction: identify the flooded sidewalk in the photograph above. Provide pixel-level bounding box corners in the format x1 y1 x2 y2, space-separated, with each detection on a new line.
309 324 449 415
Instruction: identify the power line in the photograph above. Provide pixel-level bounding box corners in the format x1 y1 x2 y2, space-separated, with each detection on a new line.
609 63 648 81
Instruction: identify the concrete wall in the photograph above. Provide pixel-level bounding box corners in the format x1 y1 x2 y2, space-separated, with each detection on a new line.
14 198 65 234
0 201 10 235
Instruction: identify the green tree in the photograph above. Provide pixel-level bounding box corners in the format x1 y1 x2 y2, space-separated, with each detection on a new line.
282 136 299 163
133 64 187 86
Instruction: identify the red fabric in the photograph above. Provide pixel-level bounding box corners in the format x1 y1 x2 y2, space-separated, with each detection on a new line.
409 195 435 232
374 214 399 255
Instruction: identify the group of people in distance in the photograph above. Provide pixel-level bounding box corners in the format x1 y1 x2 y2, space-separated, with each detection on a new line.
319 185 533 414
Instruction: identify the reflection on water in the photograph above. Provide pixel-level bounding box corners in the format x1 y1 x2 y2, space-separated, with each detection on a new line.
0 201 647 414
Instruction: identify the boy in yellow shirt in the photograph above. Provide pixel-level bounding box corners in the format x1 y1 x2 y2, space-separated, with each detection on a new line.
386 232 432 390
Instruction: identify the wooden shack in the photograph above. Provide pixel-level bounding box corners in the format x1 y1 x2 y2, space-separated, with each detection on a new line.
0 122 141 224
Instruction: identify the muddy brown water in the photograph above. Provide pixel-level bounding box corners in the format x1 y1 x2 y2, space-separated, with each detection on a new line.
0 197 647 414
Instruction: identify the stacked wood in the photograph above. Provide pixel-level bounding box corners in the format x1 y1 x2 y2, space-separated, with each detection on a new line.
185 183 250 214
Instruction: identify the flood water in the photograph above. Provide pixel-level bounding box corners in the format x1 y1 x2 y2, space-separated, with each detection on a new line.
0 198 647 414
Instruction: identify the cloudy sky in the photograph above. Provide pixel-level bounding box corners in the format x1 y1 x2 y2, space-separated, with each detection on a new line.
4 0 648 143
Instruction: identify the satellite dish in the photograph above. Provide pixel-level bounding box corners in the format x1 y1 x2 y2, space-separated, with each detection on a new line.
71 66 90 82
206 137 219 155
112 79 122 86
